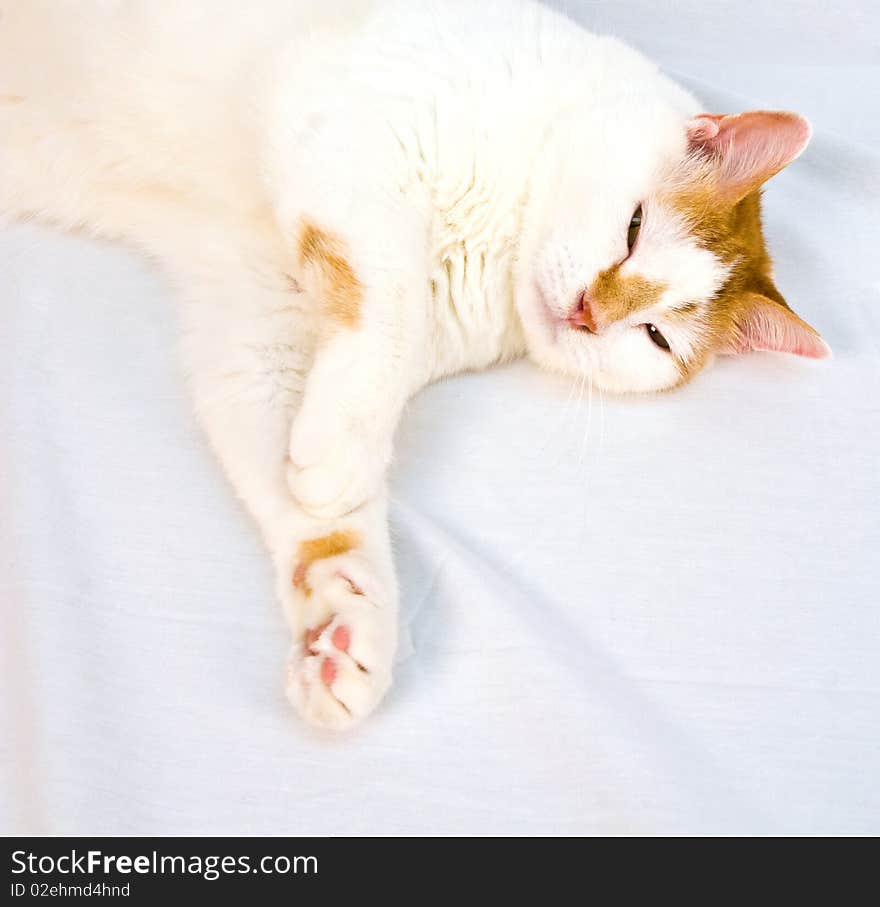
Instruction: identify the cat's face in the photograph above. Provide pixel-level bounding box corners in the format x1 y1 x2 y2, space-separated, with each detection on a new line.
519 110 829 392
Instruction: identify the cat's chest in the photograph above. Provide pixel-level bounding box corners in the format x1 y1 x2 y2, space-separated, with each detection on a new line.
423 158 526 376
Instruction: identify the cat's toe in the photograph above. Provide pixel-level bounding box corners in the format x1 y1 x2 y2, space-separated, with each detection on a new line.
287 631 391 731
287 655 355 730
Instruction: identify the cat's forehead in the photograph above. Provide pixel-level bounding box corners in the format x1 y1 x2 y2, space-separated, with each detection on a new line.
632 160 774 322
656 163 768 264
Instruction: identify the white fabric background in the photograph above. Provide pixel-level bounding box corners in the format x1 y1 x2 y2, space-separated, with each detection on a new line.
2 1 878 835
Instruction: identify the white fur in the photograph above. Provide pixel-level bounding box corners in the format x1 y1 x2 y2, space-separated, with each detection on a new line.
0 0 724 728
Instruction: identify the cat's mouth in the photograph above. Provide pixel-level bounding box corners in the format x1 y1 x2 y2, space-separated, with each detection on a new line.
533 281 562 334
533 280 578 344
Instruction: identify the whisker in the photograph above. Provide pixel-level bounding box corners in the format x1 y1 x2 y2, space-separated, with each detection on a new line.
578 348 594 469
540 367 581 464
571 352 584 449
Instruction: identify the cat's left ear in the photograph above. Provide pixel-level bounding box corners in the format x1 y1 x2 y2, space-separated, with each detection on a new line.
724 291 831 359
686 110 812 202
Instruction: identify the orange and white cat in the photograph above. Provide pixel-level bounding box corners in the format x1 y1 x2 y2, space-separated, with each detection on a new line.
0 0 829 729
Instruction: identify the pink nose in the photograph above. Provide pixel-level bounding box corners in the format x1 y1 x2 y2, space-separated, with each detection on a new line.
568 291 601 333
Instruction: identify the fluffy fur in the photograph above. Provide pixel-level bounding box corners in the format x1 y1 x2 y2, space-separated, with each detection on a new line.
0 0 828 729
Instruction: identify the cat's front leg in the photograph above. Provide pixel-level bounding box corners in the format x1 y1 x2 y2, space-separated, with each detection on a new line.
176 250 400 730
287 327 398 521
286 217 428 520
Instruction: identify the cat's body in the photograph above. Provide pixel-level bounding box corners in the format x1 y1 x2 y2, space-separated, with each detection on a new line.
0 0 827 729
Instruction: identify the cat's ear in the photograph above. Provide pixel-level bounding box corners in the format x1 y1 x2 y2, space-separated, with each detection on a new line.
686 111 811 201
723 291 830 359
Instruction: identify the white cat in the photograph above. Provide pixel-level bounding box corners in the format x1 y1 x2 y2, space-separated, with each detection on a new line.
0 0 829 730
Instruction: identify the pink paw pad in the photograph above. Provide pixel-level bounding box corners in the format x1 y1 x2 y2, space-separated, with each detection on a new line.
321 657 337 686
332 625 351 652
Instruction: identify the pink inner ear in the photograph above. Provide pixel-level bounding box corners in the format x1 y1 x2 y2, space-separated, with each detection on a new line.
686 111 812 197
733 295 831 359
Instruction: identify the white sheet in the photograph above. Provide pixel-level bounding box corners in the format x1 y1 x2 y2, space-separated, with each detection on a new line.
2 1 879 835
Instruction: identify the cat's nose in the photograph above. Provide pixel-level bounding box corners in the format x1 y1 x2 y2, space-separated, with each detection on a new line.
568 290 601 334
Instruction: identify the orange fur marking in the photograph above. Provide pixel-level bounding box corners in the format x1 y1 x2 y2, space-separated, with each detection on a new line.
297 220 362 328
293 529 361 596
588 270 666 325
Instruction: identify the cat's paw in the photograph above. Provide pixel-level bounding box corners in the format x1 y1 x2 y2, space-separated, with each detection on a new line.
285 548 395 731
287 438 385 519
288 404 389 519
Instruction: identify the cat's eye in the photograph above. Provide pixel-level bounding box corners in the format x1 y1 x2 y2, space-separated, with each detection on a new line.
645 323 670 351
627 204 642 251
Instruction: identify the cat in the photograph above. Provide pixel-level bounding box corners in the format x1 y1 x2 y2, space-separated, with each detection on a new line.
0 0 829 730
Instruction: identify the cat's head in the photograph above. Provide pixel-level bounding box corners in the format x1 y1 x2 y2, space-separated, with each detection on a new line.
519 109 829 392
